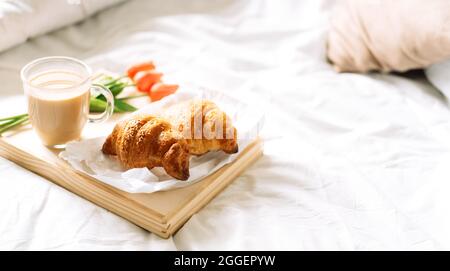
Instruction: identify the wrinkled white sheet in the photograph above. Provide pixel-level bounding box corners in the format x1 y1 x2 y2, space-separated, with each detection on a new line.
1 0 450 250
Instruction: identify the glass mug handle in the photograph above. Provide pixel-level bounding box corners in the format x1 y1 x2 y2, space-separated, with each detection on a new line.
88 84 114 123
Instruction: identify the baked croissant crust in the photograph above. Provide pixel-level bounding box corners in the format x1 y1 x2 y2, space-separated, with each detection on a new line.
102 115 190 180
160 100 238 156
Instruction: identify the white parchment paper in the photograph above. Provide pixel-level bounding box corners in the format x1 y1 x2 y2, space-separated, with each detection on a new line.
59 87 264 193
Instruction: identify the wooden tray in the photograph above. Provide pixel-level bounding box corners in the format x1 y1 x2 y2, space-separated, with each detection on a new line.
0 114 262 238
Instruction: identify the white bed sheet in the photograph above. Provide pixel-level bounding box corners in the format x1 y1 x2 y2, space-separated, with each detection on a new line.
1 0 450 250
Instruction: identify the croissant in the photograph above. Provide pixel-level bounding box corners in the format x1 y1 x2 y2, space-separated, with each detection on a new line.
160 100 238 156
102 115 190 180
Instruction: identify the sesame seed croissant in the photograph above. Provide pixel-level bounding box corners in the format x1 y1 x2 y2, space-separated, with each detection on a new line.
102 115 190 180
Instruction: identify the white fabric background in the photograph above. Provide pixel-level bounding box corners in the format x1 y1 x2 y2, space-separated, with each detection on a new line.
1 0 450 250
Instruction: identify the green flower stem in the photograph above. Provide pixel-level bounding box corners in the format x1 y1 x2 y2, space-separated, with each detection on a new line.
0 113 28 122
103 75 128 87
0 115 29 134
117 94 147 101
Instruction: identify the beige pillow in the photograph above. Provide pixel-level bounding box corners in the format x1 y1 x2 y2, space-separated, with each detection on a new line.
327 0 450 73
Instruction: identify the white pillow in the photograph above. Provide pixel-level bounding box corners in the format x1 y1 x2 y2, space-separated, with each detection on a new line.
0 0 126 53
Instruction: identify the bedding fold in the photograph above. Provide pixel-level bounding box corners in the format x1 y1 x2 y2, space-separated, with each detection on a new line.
426 60 450 100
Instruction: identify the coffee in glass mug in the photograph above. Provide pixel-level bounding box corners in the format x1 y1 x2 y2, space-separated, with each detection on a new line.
21 56 114 148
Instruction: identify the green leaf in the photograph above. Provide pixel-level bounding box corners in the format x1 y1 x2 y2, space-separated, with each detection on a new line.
89 97 108 112
109 82 127 97
114 99 138 112
96 83 133 101
103 75 126 87
90 97 137 113
95 75 130 99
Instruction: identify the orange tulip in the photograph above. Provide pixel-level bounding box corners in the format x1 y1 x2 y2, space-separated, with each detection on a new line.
135 71 163 92
150 83 179 101
127 61 156 80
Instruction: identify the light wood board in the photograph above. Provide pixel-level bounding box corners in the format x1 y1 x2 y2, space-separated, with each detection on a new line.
0 115 262 238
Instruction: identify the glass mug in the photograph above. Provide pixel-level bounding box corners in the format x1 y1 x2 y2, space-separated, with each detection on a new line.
21 56 114 148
